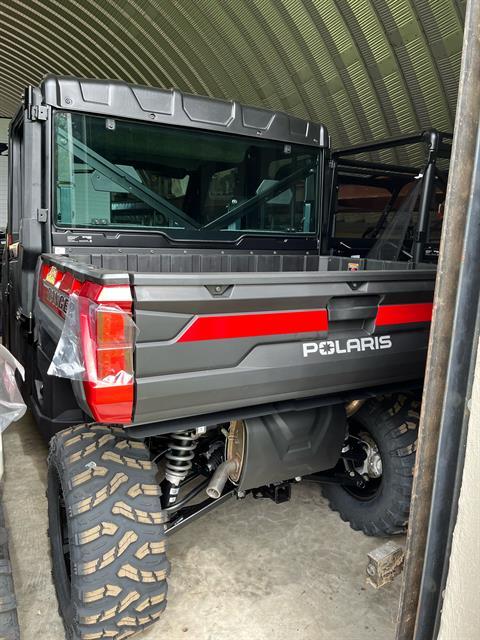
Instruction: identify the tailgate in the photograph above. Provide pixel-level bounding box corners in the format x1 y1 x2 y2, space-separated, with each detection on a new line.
132 270 435 424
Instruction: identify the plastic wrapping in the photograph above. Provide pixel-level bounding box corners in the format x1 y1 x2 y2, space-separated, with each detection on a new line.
48 294 84 379
368 179 422 261
48 294 137 386
0 344 27 432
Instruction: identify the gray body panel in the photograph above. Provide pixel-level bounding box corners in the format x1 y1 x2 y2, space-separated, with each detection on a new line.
40 75 328 148
132 271 433 425
35 253 435 428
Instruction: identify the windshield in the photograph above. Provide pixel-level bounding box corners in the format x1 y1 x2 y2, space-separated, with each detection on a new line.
53 112 319 239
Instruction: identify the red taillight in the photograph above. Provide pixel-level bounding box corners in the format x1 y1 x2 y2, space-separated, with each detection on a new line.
77 284 134 424
39 256 135 424
95 307 134 382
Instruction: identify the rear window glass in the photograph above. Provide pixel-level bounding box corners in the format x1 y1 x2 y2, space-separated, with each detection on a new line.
53 112 320 239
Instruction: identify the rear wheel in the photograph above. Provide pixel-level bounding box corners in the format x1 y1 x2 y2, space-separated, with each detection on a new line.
322 395 419 536
48 424 169 640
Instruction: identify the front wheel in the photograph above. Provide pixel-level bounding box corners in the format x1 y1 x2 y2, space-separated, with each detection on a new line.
47 424 169 640
322 395 419 536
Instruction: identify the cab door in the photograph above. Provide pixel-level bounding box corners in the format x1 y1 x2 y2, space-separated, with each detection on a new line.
1 115 23 354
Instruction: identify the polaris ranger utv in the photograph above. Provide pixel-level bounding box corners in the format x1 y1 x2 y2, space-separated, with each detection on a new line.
2 76 439 639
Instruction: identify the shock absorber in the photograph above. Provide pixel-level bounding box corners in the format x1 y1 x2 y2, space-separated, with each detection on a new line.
161 431 198 509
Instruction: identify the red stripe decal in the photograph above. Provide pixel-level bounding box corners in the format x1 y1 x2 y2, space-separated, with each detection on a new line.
376 303 433 326
177 309 328 343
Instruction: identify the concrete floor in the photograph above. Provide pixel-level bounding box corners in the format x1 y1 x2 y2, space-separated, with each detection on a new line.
2 412 402 640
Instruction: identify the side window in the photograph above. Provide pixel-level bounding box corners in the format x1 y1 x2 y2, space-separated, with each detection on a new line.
209 167 237 199
203 156 317 233
204 167 239 224
334 183 392 238
8 120 23 239
110 171 190 226
59 159 191 228
267 157 316 233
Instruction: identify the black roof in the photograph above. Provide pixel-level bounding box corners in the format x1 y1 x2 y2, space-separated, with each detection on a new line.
39 75 328 148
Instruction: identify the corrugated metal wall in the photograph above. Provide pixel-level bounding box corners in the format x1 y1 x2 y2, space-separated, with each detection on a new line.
0 120 9 229
0 0 466 161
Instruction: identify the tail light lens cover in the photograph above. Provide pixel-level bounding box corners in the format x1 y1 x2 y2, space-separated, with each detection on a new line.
77 290 135 424
42 264 135 424
95 307 135 382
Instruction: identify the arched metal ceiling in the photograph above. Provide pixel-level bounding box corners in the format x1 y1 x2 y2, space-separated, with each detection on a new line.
0 0 466 160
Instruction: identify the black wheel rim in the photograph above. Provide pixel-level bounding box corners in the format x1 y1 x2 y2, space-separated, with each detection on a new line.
344 471 382 501
343 422 383 501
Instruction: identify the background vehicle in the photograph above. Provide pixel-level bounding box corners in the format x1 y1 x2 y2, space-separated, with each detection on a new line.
2 76 440 639
0 345 26 640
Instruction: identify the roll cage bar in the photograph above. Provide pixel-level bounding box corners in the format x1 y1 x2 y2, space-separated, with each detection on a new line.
326 129 453 263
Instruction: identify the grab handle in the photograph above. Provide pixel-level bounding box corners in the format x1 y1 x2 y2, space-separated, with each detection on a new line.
328 295 381 323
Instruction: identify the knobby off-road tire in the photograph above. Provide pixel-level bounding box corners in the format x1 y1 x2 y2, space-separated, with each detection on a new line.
322 395 419 536
47 424 169 640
